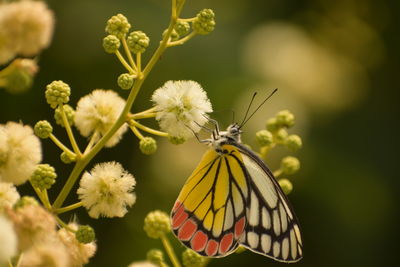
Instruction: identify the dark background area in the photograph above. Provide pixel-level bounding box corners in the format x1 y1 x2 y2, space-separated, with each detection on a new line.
1 0 399 266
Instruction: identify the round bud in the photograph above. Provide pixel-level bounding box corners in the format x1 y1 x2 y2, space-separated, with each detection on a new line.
147 249 164 265
276 110 295 128
182 248 205 267
168 135 186 145
127 31 150 54
105 14 131 39
285 134 302 152
103 35 121 53
75 225 96 244
139 137 157 155
280 156 300 175
274 128 288 144
175 21 190 36
34 120 53 139
266 117 280 132
278 178 293 195
30 164 57 190
117 73 135 90
14 196 38 209
143 210 170 239
60 151 77 164
54 104 75 127
193 9 216 35
256 130 273 146
163 29 179 41
45 80 71 109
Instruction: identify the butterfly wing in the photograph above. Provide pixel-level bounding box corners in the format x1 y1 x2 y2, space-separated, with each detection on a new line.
171 146 249 257
233 143 303 262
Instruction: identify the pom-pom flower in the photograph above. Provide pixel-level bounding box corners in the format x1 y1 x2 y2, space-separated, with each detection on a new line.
139 137 157 155
30 164 57 190
127 31 150 54
77 162 136 218
0 182 20 210
45 80 71 109
103 35 120 53
105 14 131 39
0 0 54 64
74 89 128 147
182 248 206 267
143 210 170 239
0 215 18 264
0 122 42 185
34 120 53 139
151 80 213 140
54 104 75 127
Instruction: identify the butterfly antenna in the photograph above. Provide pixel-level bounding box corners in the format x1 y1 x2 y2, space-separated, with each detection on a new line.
240 92 258 126
240 88 278 129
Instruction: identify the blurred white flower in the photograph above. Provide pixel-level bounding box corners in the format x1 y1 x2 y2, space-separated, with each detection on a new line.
0 182 20 210
19 240 69 267
75 89 128 147
58 223 97 266
127 261 158 267
0 215 17 264
77 162 136 218
152 80 213 139
0 122 42 185
0 0 54 64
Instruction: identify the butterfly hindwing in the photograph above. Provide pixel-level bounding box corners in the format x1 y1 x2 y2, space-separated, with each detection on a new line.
171 146 248 257
234 145 303 262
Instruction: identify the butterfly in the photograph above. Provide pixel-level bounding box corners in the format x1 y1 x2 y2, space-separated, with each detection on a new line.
170 93 303 262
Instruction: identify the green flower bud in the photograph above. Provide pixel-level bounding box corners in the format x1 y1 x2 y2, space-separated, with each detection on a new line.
266 117 280 132
276 110 295 128
168 135 186 145
143 210 170 239
45 80 71 109
281 156 300 175
0 59 38 94
175 20 190 36
278 178 293 195
105 14 131 39
117 73 135 90
75 225 96 244
139 137 157 155
127 31 150 54
274 128 288 144
285 134 302 152
54 104 75 127
103 35 121 53
30 164 57 190
193 9 216 35
60 151 77 164
34 120 53 139
182 249 205 267
147 249 165 265
14 196 38 209
163 28 179 41
256 130 273 146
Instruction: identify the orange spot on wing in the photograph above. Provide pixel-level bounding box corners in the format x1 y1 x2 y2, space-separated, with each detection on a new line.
206 239 219 256
191 231 208 252
173 201 182 212
172 209 188 229
234 217 245 238
219 233 234 254
178 219 197 241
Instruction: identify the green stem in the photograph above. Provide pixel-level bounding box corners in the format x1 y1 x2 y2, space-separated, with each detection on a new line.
49 134 75 155
130 120 168 137
115 50 136 74
179 17 196 22
122 38 137 70
52 0 186 209
129 125 144 140
55 215 74 232
29 181 48 208
54 202 83 214
167 31 196 47
83 131 99 155
136 52 142 73
60 105 82 157
161 234 181 267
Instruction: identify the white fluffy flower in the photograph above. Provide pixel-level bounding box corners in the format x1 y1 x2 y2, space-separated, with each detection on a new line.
75 89 128 147
0 182 20 210
0 0 54 64
0 122 42 185
0 215 17 264
151 80 213 139
77 162 136 218
127 261 158 267
57 223 96 266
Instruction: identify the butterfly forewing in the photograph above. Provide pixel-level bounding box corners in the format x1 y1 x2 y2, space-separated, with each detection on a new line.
171 146 248 257
236 146 303 262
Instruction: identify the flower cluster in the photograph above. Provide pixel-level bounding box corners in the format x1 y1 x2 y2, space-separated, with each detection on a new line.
255 110 302 194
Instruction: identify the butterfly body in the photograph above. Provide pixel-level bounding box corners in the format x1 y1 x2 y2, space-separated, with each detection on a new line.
171 123 303 262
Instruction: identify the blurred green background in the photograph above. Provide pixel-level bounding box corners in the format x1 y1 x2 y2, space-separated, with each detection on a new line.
1 0 399 266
